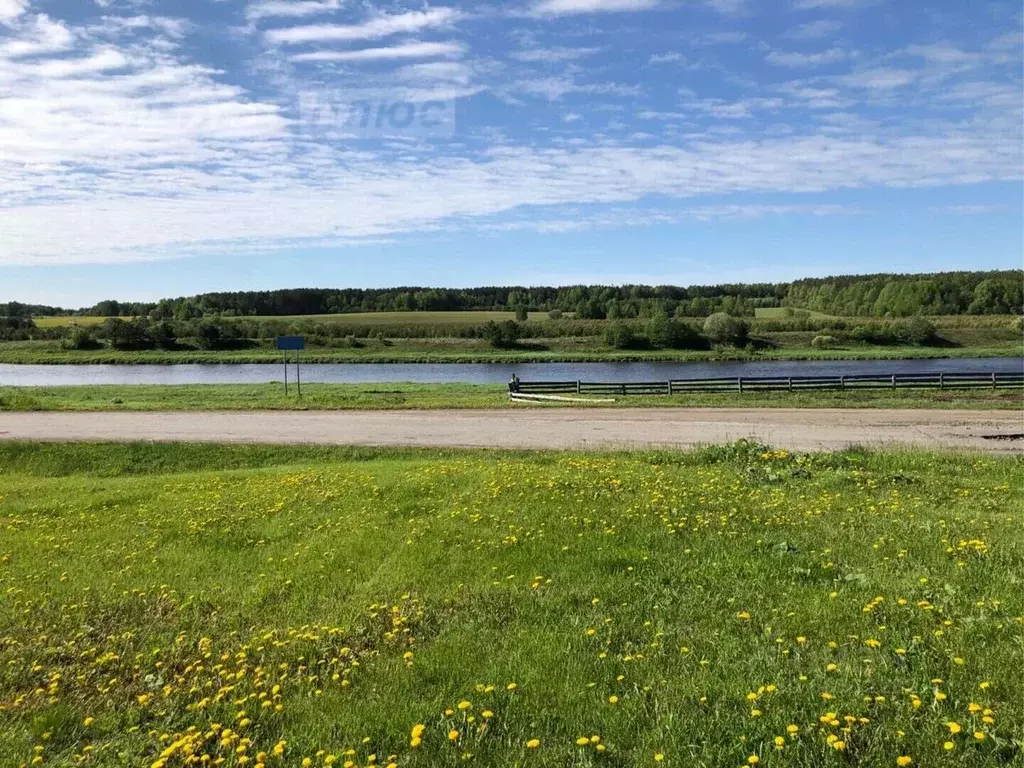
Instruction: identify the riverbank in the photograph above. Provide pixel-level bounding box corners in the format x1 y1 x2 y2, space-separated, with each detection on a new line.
0 335 1020 365
2 383 1021 411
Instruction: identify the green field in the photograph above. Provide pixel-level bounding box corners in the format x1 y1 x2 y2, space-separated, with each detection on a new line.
754 308 835 320
1 383 1022 413
32 316 123 328
242 312 556 325
0 442 1020 767
33 312 554 328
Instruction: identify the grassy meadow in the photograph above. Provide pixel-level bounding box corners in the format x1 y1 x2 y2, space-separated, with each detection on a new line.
0 442 1021 768
1 383 1022 412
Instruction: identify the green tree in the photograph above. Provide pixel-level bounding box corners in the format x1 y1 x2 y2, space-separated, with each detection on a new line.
482 320 521 349
703 313 747 345
603 321 646 349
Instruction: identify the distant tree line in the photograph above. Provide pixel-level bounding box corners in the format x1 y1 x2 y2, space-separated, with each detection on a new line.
786 271 1022 316
2 270 1021 324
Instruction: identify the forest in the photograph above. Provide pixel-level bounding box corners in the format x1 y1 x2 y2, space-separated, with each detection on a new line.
1 270 1021 321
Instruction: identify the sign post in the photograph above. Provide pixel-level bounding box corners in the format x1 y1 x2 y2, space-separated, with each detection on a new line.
275 336 305 397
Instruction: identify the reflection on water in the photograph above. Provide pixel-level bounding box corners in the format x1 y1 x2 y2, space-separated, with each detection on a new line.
0 358 1021 387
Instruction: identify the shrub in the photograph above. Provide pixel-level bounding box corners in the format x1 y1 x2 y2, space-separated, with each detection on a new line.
194 321 223 350
547 309 563 320
514 305 529 322
101 318 156 350
904 317 936 345
603 321 647 350
811 335 838 349
63 325 100 350
482 320 522 348
1011 316 1023 333
703 313 748 345
647 314 707 349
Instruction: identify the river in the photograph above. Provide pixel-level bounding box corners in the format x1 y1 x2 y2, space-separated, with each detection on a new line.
0 358 1020 387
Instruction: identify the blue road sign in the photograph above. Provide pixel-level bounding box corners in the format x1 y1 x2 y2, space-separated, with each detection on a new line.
276 336 305 351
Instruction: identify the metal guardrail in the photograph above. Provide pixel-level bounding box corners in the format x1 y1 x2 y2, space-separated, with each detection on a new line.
510 371 1024 396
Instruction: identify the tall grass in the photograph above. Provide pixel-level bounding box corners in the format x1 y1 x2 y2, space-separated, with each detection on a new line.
0 443 1021 767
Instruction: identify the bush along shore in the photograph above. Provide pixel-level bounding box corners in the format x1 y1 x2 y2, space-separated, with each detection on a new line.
0 312 1021 364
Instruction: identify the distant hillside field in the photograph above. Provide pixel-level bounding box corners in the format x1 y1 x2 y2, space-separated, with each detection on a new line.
33 316 124 328
228 311 556 325
754 308 835 320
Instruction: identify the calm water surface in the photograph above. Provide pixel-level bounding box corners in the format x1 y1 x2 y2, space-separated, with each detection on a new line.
0 358 1020 387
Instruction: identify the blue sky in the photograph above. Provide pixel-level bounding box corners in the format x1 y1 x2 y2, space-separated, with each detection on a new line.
0 0 1021 306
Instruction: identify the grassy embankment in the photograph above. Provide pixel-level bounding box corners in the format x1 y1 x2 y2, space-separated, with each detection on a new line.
6 313 1021 364
0 442 1021 767
1 383 1022 411
1 339 1020 365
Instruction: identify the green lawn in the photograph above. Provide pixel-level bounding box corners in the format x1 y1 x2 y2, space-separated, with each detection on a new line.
0 442 1020 768
1 383 1022 412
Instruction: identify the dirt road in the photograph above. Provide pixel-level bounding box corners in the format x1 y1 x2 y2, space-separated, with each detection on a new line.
0 408 1021 452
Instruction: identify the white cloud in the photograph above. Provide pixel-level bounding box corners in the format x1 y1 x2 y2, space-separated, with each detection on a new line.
903 44 980 66
4 130 1019 264
529 0 662 17
291 41 463 62
0 0 26 22
0 14 73 57
838 67 915 89
89 15 191 39
265 8 461 45
27 47 130 77
512 76 641 100
940 204 1008 215
247 0 345 22
766 47 850 67
784 20 841 40
649 52 685 64
511 46 601 62
793 0 872 8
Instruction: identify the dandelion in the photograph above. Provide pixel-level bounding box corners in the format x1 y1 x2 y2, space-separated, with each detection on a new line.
897 758 913 767
448 729 460 742
526 739 540 749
